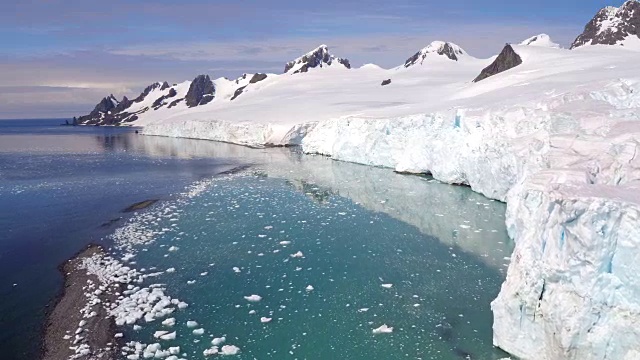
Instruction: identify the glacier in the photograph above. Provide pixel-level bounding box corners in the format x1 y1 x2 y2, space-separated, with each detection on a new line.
83 32 640 359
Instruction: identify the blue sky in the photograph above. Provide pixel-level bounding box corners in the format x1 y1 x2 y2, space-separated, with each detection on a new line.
0 0 621 118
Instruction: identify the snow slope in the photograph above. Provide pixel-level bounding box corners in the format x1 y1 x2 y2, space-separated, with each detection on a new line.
105 36 640 359
141 44 487 146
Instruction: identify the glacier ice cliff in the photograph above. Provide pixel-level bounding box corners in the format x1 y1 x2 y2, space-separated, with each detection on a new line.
302 81 640 359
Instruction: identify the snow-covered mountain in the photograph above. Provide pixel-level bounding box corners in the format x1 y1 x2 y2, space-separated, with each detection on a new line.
74 6 640 360
520 33 561 48
403 41 467 67
571 0 640 49
283 44 351 74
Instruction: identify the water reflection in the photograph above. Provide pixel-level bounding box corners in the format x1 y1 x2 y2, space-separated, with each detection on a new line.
104 134 514 271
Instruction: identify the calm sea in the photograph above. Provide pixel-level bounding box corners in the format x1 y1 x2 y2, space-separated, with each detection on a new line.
0 119 240 360
0 119 513 360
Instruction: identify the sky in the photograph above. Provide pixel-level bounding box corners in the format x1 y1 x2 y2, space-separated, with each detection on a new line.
0 0 622 119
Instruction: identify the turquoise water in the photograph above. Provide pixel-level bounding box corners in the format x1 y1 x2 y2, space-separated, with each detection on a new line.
0 119 514 359
114 159 513 359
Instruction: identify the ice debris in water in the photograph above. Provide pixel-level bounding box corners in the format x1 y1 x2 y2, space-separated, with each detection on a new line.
260 317 272 323
381 283 393 289
244 294 262 302
186 320 198 328
305 285 314 291
221 345 241 355
290 251 304 258
372 324 394 334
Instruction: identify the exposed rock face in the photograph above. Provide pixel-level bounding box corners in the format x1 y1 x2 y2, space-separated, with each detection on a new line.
152 88 177 109
95 95 118 113
381 79 391 86
185 75 215 107
77 81 177 125
571 0 640 49
284 45 351 74
134 82 163 103
230 86 246 101
249 73 268 84
404 41 466 67
231 73 269 101
472 44 522 82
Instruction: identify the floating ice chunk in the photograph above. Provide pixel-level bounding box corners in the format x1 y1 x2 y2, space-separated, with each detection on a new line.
203 346 219 356
177 301 188 309
279 241 291 245
168 346 180 355
162 318 175 327
249 310 256 315
200 272 208 276
159 331 176 340
290 251 304 258
153 331 169 338
168 246 179 252
381 284 393 289
212 337 226 346
244 294 262 302
193 328 205 335
260 317 272 323
220 345 240 355
166 268 176 273
232 267 241 273
186 321 198 328
372 324 393 334
358 308 369 312
305 285 314 292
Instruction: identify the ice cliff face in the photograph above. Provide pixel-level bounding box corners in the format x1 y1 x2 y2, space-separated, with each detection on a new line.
302 78 640 359
571 0 640 49
493 113 640 358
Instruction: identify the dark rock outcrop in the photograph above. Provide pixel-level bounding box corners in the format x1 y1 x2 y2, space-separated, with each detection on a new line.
78 81 175 125
168 98 184 109
249 73 268 84
133 82 162 103
571 0 640 49
113 96 133 114
185 75 215 107
231 73 268 101
472 44 522 83
381 79 391 86
152 88 177 109
230 86 246 101
284 45 351 74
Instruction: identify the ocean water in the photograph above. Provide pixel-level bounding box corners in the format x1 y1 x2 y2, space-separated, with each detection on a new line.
106 145 514 359
0 119 240 360
0 119 514 360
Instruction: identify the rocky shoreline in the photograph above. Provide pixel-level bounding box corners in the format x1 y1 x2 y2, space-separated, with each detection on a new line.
42 244 120 360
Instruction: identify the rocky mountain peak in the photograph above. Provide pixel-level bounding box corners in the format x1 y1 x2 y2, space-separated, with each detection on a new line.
134 82 167 103
284 45 351 74
185 75 215 107
472 44 522 83
571 0 640 49
404 41 466 67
